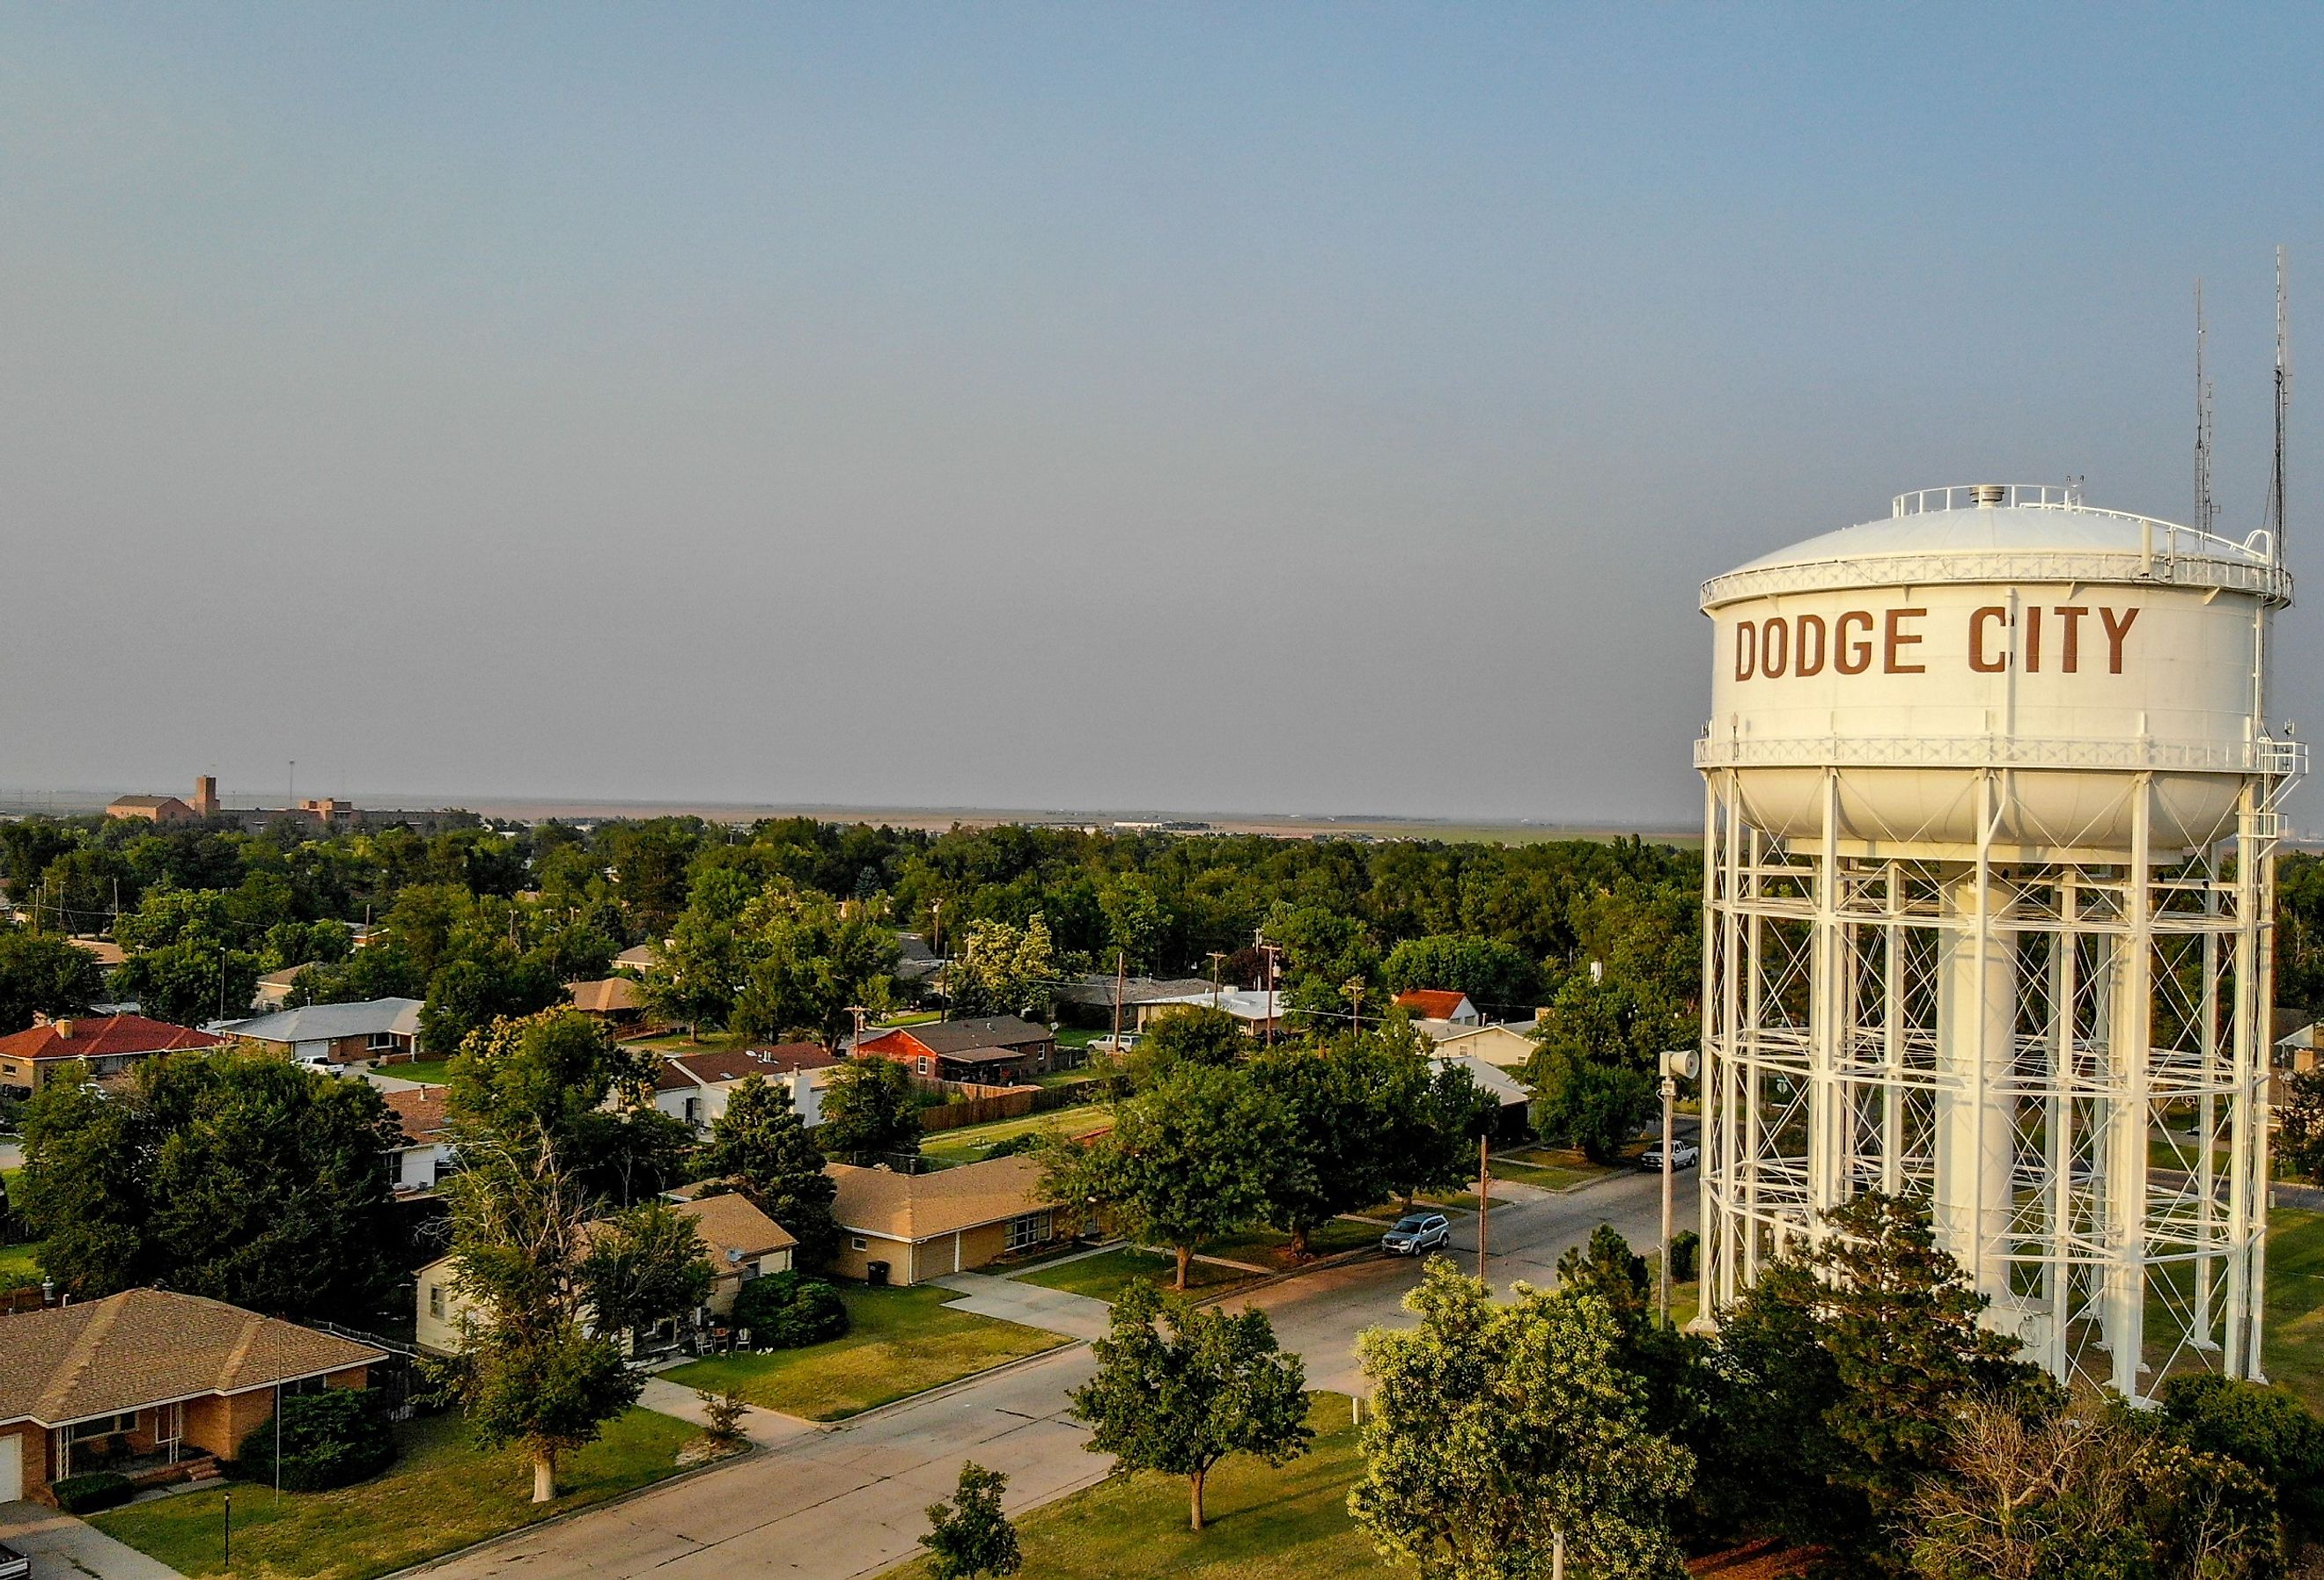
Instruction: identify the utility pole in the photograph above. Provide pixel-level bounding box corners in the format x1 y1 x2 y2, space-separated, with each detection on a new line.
1111 950 1126 1051
1476 1131 1489 1282
1208 951 1226 1008
845 1004 869 1056
1255 935 1282 1047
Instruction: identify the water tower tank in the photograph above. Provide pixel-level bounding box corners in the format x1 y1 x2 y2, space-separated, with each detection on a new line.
1695 482 2301 1400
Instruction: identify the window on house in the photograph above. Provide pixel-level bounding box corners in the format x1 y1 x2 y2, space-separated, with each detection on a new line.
71 1413 136 1441
428 1284 445 1319
157 1401 183 1444
684 1097 702 1125
367 1032 400 1051
849 1237 869 1253
916 1056 930 1075
1005 1213 1050 1252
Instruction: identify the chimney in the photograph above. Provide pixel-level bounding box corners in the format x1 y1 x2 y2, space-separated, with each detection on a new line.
193 775 218 819
54 1020 73 1040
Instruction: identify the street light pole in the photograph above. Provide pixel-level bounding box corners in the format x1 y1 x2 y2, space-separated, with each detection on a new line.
1656 1048 1695 1330
1476 1131 1489 1282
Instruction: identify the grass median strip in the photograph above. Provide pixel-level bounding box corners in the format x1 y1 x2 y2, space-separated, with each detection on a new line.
662 1283 1067 1420
91 1407 697 1580
879 1393 1384 1580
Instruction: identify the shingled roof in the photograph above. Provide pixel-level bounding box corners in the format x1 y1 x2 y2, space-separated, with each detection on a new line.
0 1290 384 1427
827 1155 1053 1242
0 1015 223 1065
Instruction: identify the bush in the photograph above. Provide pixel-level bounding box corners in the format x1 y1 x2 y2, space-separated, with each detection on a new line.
1668 1230 1700 1284
236 1388 396 1492
732 1271 849 1349
51 1471 132 1513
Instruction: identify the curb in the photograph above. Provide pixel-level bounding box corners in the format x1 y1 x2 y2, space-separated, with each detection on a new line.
385 1436 762 1580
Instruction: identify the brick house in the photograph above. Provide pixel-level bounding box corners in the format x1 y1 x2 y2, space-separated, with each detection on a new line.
0 1015 225 1098
851 1016 1063 1084
0 1289 382 1504
213 998 425 1066
825 1155 1060 1285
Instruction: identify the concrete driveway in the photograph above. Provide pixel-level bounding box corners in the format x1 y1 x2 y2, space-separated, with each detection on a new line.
0 1502 185 1580
932 1274 1115 1341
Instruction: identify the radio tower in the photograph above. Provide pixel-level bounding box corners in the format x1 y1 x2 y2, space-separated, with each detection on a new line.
2267 246 2291 569
2195 278 2217 535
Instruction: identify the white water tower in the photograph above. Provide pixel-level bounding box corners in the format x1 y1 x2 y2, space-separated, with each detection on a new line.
1695 481 2300 1400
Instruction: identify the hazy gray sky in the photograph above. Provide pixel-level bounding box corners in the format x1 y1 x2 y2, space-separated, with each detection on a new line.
4 4 2320 828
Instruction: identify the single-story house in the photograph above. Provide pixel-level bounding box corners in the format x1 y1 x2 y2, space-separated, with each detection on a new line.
382 1085 456 1194
1426 1022 1540 1069
251 966 305 1010
1130 989 1284 1037
1433 1052 1532 1113
414 1194 796 1355
67 937 128 969
852 1016 1063 1083
0 1015 224 1097
0 1289 382 1505
894 933 945 986
647 1044 838 1132
612 944 658 974
825 1155 1059 1285
213 998 425 1066
1053 975 1218 1030
1393 989 1481 1027
565 977 645 1026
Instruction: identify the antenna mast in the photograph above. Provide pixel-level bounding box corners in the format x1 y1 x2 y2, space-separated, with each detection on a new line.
2196 277 2216 535
2268 246 2291 570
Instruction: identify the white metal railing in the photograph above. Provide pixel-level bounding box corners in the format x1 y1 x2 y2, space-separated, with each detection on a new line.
1894 483 2083 515
1695 733 2306 776
1700 545 2292 608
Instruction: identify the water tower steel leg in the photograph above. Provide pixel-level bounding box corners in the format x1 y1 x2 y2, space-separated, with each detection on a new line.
1810 768 1841 1218
2197 863 2222 1350
1882 863 1904 1197
1743 821 1765 1281
2046 872 2075 1380
2104 775 2154 1397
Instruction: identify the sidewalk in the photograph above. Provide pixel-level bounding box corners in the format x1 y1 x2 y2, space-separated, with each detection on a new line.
634 1378 820 1446
0 1500 186 1580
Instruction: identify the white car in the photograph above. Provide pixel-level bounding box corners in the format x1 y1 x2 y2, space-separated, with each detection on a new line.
1380 1213 1452 1255
1639 1142 1700 1171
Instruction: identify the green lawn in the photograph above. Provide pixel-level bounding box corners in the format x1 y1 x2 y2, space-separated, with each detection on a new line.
1490 1146 1617 1192
662 1283 1066 1420
384 1058 458 1084
1016 1247 1256 1302
919 1111 1107 1171
880 1393 1392 1580
1197 1219 1382 1268
0 1239 39 1290
92 1407 696 1580
2265 1208 2324 1412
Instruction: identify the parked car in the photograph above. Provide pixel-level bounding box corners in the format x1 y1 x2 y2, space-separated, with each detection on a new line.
1639 1141 1701 1171
1380 1212 1452 1255
0 1540 28 1580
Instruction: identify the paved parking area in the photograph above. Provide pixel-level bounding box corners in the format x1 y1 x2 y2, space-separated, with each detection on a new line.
931 1273 1114 1341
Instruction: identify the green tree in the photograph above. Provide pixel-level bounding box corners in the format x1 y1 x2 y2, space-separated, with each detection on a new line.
1070 1281 1312 1532
1122 1004 1246 1087
2159 1372 2324 1541
949 916 1056 1020
578 1201 715 1341
110 933 261 1025
1099 876 1171 975
1250 1040 1401 1257
694 1076 840 1266
448 1010 688 1205
16 1047 401 1317
920 1461 1023 1580
0 928 105 1034
427 1131 648 1503
1533 1052 1655 1163
1383 935 1542 1016
2277 1069 2324 1185
1350 1259 1695 1580
817 1056 922 1162
1041 1061 1286 1289
731 908 900 1046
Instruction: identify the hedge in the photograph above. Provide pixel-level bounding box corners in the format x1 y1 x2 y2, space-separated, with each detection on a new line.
236 1388 396 1493
52 1471 133 1513
732 1271 849 1349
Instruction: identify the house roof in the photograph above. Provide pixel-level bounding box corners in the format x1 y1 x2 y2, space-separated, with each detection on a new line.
1393 989 1475 1021
677 1193 798 1265
256 966 307 989
654 1044 837 1092
865 1017 1050 1058
107 795 188 812
1054 976 1219 1008
1137 989 1282 1023
613 944 658 970
827 1155 1052 1242
567 978 644 1014
1433 1053 1532 1108
382 1085 452 1146
217 998 424 1046
68 937 128 967
0 1015 223 1065
0 1289 384 1428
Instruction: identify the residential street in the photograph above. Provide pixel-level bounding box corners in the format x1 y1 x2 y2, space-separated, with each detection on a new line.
414 1165 1698 1580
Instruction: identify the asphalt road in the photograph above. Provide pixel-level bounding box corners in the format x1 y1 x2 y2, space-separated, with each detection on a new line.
414 1165 1700 1580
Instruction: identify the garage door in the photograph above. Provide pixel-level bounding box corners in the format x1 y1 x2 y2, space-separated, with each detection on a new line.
0 1430 21 1503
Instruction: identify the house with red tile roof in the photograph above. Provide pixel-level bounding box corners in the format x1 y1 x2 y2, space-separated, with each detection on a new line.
1392 989 1480 1026
0 1015 225 1097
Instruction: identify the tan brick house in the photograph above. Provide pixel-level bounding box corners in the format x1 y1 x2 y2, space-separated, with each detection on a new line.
826 1155 1059 1285
0 1289 382 1504
0 1015 225 1097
